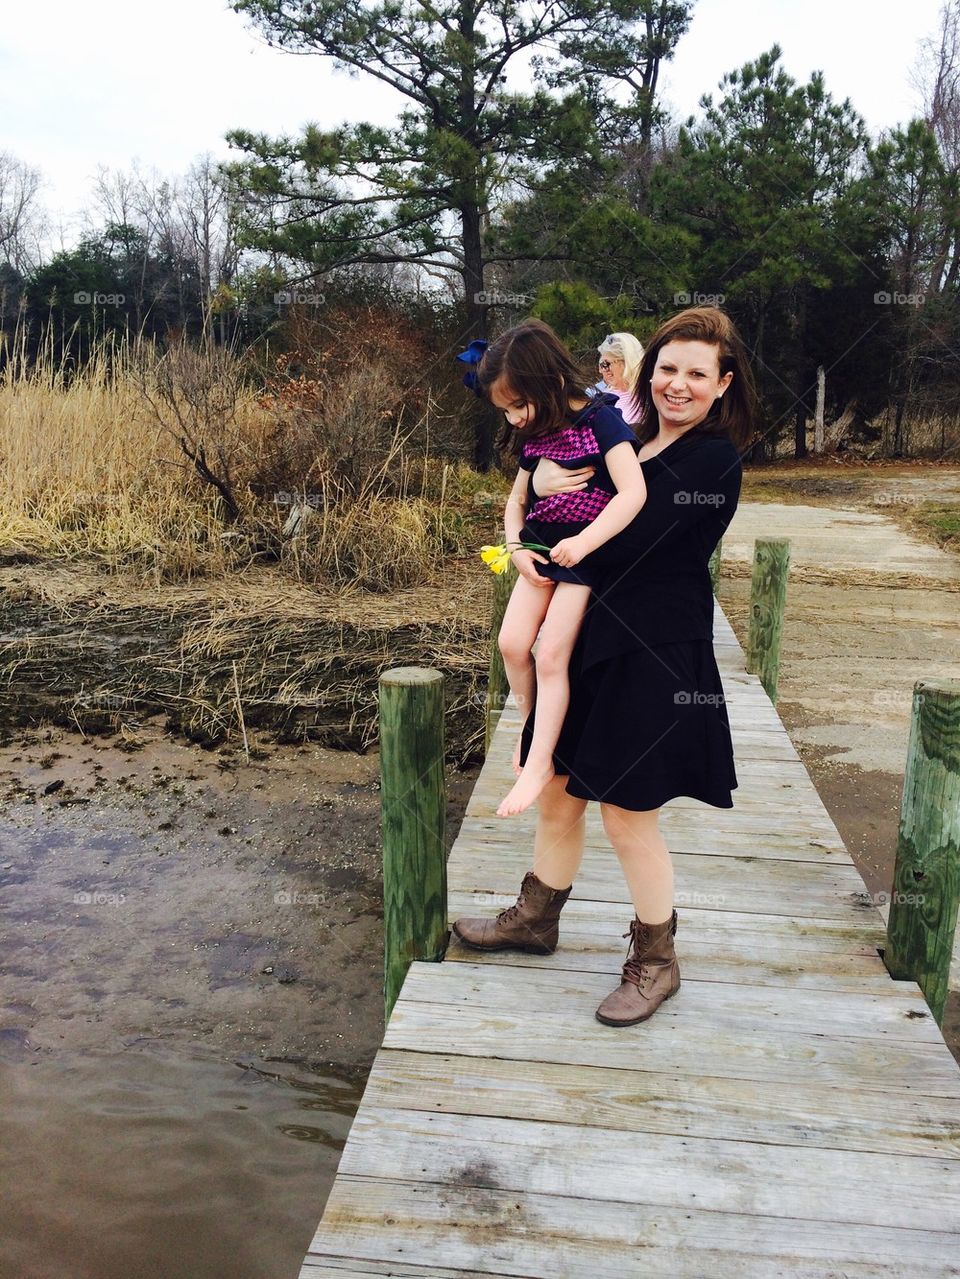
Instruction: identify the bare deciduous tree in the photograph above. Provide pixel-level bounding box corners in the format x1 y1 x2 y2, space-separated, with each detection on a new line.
0 152 47 274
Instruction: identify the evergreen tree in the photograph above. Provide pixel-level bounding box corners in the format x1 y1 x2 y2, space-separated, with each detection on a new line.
224 0 693 463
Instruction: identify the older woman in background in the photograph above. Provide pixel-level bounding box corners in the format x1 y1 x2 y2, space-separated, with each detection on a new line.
597 332 645 425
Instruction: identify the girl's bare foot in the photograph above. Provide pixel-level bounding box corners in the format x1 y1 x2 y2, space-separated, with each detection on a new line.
512 735 523 777
496 763 555 817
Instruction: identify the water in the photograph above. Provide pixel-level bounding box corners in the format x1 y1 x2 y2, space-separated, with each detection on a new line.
0 1044 364 1279
0 724 392 1279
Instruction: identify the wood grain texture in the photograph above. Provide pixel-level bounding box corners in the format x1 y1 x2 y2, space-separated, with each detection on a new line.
300 598 960 1278
379 667 447 1022
885 678 960 1025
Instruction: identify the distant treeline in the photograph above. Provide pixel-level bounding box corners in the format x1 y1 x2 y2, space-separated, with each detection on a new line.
2 0 960 463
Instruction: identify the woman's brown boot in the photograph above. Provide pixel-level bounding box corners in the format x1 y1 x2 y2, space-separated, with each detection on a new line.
595 910 680 1026
452 870 572 954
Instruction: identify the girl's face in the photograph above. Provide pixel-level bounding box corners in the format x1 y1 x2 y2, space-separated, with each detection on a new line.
489 377 535 430
650 340 733 431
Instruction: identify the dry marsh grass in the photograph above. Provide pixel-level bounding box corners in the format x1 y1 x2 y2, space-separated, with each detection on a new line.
0 330 506 591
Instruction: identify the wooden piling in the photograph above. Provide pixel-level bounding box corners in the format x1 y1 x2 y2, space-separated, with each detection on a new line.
708 537 723 596
883 678 960 1026
746 538 790 703
379 666 447 1023
484 561 517 754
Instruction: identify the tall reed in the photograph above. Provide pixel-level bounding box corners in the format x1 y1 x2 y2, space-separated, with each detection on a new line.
0 323 497 589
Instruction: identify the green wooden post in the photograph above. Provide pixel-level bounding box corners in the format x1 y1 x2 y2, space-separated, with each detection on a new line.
485 560 517 753
708 537 723 596
883 679 960 1026
379 666 447 1024
746 538 791 703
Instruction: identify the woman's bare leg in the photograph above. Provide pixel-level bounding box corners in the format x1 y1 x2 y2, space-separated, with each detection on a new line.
600 803 674 922
533 774 588 889
497 582 591 817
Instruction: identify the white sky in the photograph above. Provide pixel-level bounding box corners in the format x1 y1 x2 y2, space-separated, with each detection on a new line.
1 0 947 253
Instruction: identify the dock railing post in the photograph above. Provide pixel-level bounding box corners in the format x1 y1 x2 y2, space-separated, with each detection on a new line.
484 559 517 754
708 537 723 596
883 679 960 1026
746 538 791 703
379 666 448 1024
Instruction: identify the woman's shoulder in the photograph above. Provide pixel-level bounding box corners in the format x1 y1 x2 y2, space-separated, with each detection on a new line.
672 429 742 465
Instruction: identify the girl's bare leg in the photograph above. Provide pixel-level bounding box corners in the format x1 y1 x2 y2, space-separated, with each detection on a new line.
533 774 588 889
600 804 674 922
497 582 591 817
498 575 555 770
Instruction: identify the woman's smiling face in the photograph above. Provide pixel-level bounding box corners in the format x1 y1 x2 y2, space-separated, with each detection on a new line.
650 339 732 430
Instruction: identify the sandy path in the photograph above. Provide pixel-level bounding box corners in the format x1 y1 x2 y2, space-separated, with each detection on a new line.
724 500 959 771
718 478 959 1022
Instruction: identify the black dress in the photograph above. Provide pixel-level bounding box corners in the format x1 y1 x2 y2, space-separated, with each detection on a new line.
519 426 742 812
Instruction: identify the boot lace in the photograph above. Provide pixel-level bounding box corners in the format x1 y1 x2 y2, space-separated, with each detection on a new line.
621 922 652 989
496 876 532 924
496 897 524 924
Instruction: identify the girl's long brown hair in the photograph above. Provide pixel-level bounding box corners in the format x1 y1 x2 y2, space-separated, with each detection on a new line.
628 307 759 450
476 318 592 451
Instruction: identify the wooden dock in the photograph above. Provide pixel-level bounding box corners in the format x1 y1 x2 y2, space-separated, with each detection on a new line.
300 601 960 1278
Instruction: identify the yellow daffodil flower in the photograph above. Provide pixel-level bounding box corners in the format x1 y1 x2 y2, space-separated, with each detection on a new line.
480 544 512 574
479 540 552 574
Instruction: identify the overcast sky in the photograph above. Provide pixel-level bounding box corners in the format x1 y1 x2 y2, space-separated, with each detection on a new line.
1 0 947 252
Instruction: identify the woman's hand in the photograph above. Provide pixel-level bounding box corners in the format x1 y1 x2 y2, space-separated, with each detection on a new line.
549 535 588 568
511 547 554 586
531 457 595 498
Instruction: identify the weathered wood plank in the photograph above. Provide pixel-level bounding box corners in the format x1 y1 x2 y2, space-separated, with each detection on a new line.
383 1001 960 1097
454 818 847 859
448 850 874 919
337 1106 960 1232
363 1048 960 1160
443 915 895 994
299 596 960 1279
306 1178 960 1278
396 959 941 1042
447 899 887 949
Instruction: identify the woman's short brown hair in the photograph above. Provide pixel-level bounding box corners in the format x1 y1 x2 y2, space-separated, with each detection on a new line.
628 306 758 450
477 318 592 446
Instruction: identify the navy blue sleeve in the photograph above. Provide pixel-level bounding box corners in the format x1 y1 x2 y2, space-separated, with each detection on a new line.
585 436 742 567
590 405 639 456
517 451 536 472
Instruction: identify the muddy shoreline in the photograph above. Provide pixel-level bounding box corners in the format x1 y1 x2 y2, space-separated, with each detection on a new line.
0 717 478 1279
4 462 960 1277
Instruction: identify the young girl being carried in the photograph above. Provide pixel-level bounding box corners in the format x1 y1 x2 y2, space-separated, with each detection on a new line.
473 319 648 816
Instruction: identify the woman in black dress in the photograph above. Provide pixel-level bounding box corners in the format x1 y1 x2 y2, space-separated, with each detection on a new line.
454 306 759 1026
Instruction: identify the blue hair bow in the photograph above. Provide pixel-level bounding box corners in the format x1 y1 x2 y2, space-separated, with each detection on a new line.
455 339 488 396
